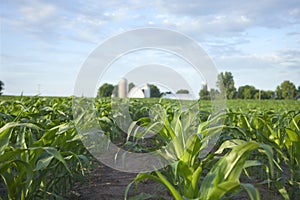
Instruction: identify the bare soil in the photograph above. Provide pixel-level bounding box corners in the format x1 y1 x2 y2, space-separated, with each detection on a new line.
71 162 171 200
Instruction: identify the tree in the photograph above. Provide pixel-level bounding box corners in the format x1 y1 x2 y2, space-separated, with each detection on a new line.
98 83 114 97
217 72 236 99
237 85 257 99
276 80 296 99
112 85 118 97
265 90 275 99
161 91 172 97
254 90 275 100
199 84 210 100
128 82 135 91
210 88 220 100
0 80 4 95
176 89 189 94
149 84 161 97
297 86 300 99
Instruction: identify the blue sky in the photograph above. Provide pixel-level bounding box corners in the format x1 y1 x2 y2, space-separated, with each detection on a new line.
1 0 300 96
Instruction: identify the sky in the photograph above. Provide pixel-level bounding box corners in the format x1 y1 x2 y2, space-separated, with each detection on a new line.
1 0 300 96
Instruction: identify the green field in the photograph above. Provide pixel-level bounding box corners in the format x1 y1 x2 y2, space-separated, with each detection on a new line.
0 96 299 199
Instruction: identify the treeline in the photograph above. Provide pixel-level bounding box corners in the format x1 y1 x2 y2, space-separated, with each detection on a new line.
0 80 4 95
97 71 300 100
199 71 300 100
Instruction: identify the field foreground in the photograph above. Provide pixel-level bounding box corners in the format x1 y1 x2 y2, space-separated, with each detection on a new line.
0 96 299 199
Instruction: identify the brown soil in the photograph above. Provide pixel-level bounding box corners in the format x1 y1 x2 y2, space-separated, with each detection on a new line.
71 162 172 200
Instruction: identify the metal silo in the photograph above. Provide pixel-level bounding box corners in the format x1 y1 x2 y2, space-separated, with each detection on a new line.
118 78 128 98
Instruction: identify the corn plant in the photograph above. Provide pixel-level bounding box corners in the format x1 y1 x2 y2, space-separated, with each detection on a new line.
0 97 91 199
222 106 300 199
124 104 276 200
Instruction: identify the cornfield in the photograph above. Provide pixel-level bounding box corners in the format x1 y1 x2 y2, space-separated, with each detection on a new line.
0 96 299 199
0 96 90 199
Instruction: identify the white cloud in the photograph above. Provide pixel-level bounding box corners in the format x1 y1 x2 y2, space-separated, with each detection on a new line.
20 2 57 23
272 49 300 68
2 0 298 45
216 48 300 70
1 0 300 95
152 0 300 36
76 15 104 26
214 49 300 89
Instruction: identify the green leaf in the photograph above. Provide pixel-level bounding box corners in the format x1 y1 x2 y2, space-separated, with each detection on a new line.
0 122 40 155
215 139 246 154
258 143 274 178
0 160 33 199
125 173 163 200
289 113 300 131
0 123 15 155
155 170 182 200
274 180 290 200
285 128 299 142
200 140 261 199
209 181 240 200
241 183 260 200
243 160 262 168
35 155 54 171
30 147 71 174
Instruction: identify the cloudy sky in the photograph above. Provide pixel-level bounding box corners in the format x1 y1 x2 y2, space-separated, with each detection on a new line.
1 0 300 96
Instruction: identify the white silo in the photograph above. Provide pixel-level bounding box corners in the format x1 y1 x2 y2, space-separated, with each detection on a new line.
118 78 128 98
202 81 208 91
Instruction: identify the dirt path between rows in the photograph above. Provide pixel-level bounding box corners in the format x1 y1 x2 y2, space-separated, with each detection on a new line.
72 162 171 200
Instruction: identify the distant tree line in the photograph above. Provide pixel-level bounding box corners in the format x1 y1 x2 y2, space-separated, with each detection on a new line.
0 80 4 95
199 71 300 100
97 72 300 100
2 73 297 99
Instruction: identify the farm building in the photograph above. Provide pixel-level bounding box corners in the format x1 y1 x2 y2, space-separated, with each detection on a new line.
116 78 151 98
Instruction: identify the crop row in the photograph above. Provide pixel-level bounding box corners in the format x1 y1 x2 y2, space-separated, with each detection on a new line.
0 96 299 199
123 100 300 199
0 97 90 199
